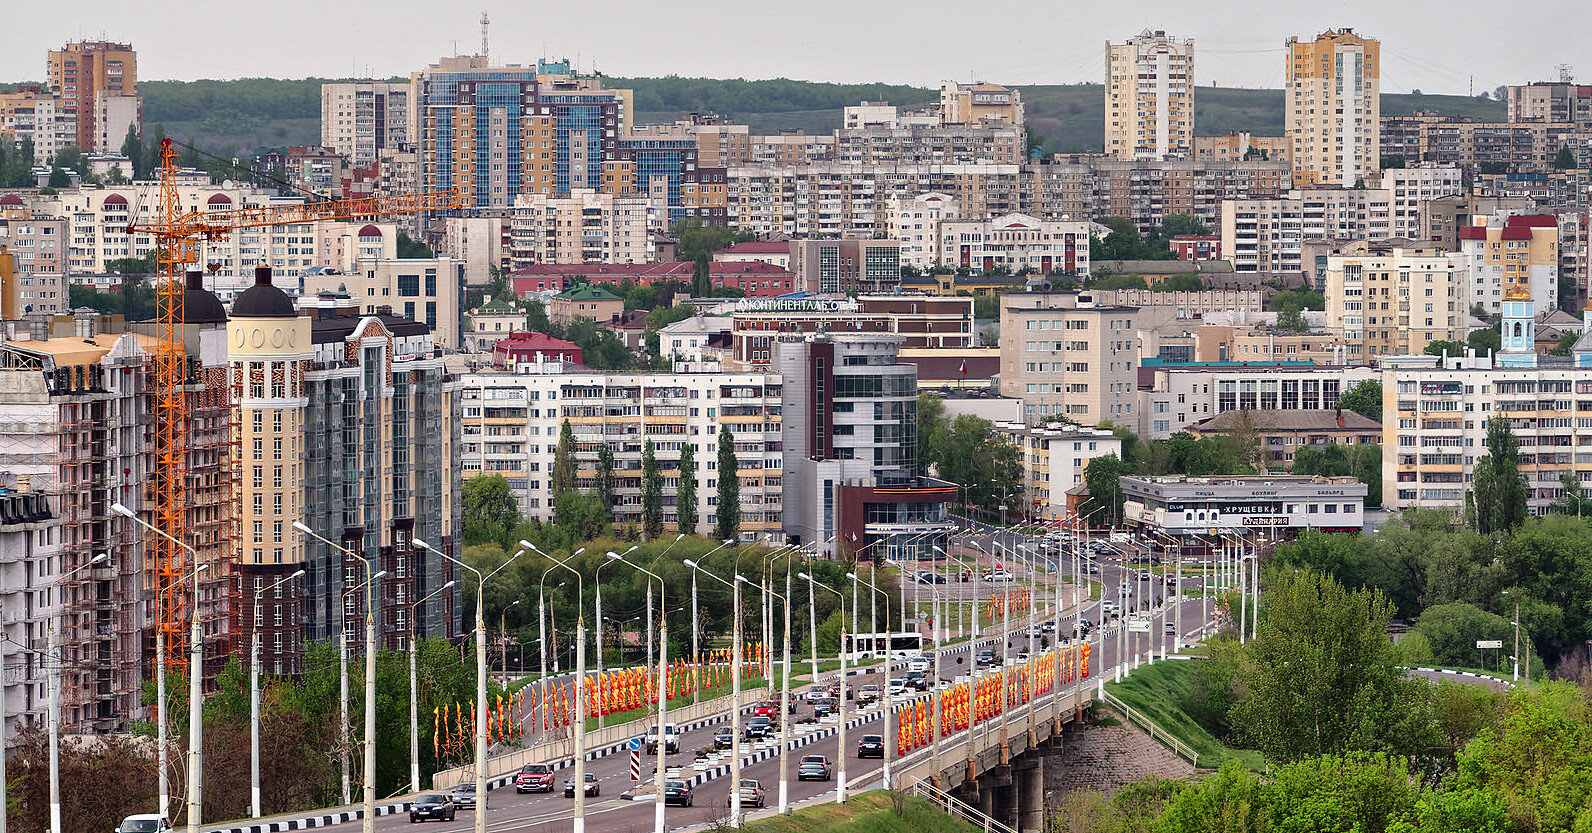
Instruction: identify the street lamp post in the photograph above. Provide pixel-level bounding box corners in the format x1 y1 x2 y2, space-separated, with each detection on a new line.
44 551 108 833
741 570 793 814
499 599 523 687
847 570 892 789
409 580 455 793
799 572 848 803
543 553 588 833
251 569 305 816
294 522 381 833
685 559 746 826
607 551 667 833
412 538 523 833
594 544 638 729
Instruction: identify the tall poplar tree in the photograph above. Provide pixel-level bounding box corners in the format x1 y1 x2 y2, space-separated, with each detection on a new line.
677 443 697 535
642 439 663 540
552 419 576 497
595 443 616 510
715 429 740 541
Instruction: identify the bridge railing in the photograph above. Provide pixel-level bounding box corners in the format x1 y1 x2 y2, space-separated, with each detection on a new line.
909 778 1020 833
1098 689 1199 766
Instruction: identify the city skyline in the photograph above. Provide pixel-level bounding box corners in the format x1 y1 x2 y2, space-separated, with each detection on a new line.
3 1 1578 94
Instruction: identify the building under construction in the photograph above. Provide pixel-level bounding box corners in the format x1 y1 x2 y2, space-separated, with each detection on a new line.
0 297 236 736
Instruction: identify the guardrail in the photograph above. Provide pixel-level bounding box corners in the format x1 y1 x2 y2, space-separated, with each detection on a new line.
1098 690 1199 766
909 778 1019 833
430 686 770 790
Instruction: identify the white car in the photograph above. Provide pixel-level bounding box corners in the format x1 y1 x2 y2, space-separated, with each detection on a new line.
887 678 908 696
117 816 171 833
645 723 679 754
984 570 1015 582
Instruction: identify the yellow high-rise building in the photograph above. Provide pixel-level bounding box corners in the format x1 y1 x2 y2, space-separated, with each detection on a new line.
1105 31 1195 161
1286 29 1380 188
46 41 137 152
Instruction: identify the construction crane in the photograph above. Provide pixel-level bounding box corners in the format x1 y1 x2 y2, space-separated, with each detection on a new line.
127 137 460 669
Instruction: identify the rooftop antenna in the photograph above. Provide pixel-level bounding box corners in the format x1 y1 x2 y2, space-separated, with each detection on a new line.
1558 63 1574 83
481 11 490 63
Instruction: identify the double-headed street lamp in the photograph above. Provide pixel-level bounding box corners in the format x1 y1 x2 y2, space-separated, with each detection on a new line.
413 537 523 833
294 522 380 833
409 580 456 793
112 501 206 833
742 565 793 814
797 572 848 804
606 550 668 833
846 569 893 789
251 568 304 817
683 558 747 826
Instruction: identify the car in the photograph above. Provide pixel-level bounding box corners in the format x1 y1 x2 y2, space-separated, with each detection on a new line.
857 734 886 758
516 762 556 793
408 795 456 823
904 670 927 691
1027 626 1044 638
448 783 481 810
744 715 774 739
663 780 695 807
1041 621 1056 633
714 727 735 749
907 658 930 674
1017 651 1030 664
984 570 1015 582
1165 574 1179 585
645 723 679 755
1087 563 1101 574
564 772 600 798
888 678 908 696
797 754 834 781
738 778 767 808
1100 600 1119 615
915 571 946 584
805 687 828 704
1165 622 1178 634
857 684 880 700
117 815 172 833
813 697 836 718
752 700 780 718
976 649 998 666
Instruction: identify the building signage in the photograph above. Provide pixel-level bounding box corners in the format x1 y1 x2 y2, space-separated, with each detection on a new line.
735 298 858 314
1422 382 1462 395
1242 516 1290 526
1475 639 1503 649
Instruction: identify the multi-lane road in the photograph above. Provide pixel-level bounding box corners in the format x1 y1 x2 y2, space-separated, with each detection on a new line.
215 528 1219 833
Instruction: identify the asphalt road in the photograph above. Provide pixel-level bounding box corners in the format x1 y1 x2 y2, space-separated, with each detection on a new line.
247 549 1221 833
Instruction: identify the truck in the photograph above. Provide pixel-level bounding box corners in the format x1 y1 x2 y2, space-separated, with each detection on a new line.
644 723 679 755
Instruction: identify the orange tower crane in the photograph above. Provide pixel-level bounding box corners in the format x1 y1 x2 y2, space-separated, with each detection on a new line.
128 138 460 669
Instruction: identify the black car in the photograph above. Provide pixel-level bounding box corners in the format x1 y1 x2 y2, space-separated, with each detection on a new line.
744 715 774 739
915 571 946 584
663 780 695 807
714 727 735 749
813 697 835 718
410 794 456 823
976 649 1000 666
564 772 599 798
857 734 885 758
905 670 928 691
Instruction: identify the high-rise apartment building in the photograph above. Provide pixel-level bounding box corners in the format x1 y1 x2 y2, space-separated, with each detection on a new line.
1105 30 1195 161
1507 82 1592 125
1322 241 1465 364
46 41 139 153
229 276 459 663
450 367 784 537
939 82 1024 127
1285 29 1380 189
507 189 665 268
999 292 1141 425
1456 213 1560 317
320 81 412 165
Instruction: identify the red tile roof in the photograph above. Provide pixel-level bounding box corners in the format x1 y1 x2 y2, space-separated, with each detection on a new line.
1505 214 1557 228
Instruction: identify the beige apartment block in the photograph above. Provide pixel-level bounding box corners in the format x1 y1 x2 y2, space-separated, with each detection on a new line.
1105 30 1195 161
999 292 1140 426
1323 241 1464 364
320 81 412 166
507 188 665 269
1286 29 1380 189
940 82 1024 127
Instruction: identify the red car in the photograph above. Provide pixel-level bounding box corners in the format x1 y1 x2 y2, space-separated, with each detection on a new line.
516 763 555 793
752 701 780 718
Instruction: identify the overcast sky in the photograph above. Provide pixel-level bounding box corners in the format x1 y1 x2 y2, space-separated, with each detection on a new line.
4 0 1581 94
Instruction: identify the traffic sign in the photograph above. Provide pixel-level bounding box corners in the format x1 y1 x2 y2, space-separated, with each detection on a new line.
1476 639 1503 649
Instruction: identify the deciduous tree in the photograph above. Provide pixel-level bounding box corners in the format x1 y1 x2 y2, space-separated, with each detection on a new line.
716 428 740 541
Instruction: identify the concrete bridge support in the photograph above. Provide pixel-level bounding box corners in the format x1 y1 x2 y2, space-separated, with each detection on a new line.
1015 756 1044 833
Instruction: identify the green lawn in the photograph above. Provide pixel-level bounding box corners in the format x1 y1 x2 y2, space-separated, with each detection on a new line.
737 789 980 833
1103 660 1267 771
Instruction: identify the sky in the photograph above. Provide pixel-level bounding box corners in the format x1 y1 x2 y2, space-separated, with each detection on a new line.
2 0 1582 95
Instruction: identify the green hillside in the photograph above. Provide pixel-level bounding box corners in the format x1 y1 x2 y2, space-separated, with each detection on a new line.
129 76 1507 161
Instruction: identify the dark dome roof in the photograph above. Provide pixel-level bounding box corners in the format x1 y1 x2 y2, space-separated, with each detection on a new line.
357 224 381 237
232 267 297 319
207 193 232 205
181 271 227 324
0 195 22 206
103 193 128 206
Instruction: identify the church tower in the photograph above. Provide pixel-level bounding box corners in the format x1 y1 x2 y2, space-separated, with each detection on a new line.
1497 282 1537 368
